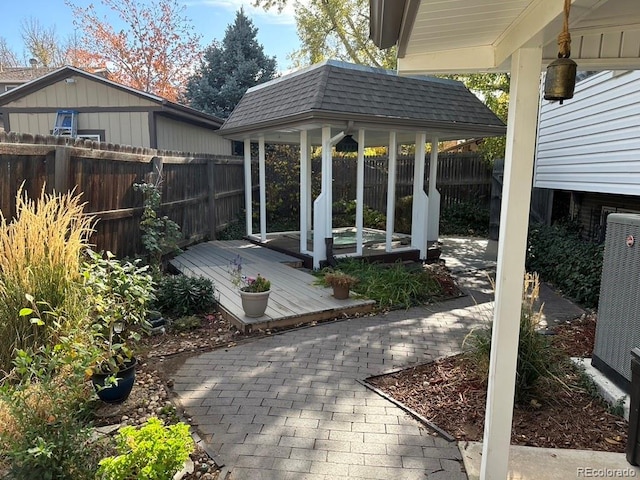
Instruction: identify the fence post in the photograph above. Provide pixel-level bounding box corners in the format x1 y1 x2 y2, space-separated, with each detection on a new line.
54 146 71 193
208 159 217 240
148 156 163 185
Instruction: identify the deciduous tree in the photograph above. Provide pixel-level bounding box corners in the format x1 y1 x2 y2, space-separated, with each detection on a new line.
20 17 66 67
0 37 20 68
68 0 202 101
184 9 277 118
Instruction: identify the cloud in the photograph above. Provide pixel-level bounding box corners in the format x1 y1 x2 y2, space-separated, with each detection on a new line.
186 0 298 25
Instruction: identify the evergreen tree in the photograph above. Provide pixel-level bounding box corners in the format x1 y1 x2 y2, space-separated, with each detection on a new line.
185 9 277 118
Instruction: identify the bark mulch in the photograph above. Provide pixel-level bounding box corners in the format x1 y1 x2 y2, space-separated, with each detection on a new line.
368 313 628 452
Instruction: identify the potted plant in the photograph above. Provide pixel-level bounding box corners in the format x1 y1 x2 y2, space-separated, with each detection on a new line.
83 250 154 403
229 255 271 318
324 270 358 299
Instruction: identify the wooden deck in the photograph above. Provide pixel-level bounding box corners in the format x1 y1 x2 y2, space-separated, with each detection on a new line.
169 240 376 332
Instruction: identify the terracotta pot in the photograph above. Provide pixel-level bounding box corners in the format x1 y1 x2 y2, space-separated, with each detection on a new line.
240 289 271 317
332 284 350 300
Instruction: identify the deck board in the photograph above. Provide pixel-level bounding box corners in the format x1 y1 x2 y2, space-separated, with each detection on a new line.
170 241 375 331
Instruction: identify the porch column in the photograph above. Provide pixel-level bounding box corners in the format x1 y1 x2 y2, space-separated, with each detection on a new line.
244 138 252 237
306 139 313 233
411 132 429 258
258 135 267 242
480 46 542 480
427 138 440 244
355 129 365 256
385 131 397 252
300 130 309 254
312 126 332 268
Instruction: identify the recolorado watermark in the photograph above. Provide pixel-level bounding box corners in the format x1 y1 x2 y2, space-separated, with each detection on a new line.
577 467 637 478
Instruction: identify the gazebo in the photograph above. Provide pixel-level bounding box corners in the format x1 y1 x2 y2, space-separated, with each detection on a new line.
370 0 640 478
219 60 505 268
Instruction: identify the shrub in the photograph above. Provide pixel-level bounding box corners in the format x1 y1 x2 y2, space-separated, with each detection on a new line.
463 273 558 403
97 417 194 480
331 259 443 308
440 201 490 236
332 200 386 230
1 344 99 480
152 275 217 317
0 185 94 374
526 221 603 308
133 181 182 269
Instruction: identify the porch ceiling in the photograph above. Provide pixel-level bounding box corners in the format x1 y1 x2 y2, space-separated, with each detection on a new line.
371 0 640 74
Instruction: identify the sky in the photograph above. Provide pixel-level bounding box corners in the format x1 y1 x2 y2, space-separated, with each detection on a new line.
1 0 302 72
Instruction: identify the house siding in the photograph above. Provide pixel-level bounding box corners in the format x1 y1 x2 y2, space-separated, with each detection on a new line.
534 70 640 195
155 115 231 155
9 111 150 146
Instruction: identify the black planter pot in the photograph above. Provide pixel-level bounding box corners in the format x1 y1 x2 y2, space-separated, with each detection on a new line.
91 358 137 404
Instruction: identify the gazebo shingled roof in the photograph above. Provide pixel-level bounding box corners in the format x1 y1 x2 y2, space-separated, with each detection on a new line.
220 60 505 142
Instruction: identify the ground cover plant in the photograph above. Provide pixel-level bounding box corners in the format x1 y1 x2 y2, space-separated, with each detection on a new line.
527 220 603 308
439 200 490 237
318 258 459 309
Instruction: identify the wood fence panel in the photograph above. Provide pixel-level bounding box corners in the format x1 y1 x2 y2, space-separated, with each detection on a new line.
0 133 246 258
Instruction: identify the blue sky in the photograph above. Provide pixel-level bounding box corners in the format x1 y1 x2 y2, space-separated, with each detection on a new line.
2 0 301 71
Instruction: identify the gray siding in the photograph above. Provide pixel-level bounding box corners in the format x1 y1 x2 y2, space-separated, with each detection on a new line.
534 70 640 195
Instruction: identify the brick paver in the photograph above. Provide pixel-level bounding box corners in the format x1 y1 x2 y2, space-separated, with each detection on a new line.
173 297 490 479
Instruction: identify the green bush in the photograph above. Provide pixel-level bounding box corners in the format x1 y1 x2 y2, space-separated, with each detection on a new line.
152 275 217 317
526 221 603 308
440 201 490 236
463 273 559 403
327 259 442 309
332 200 386 230
97 417 193 480
1 341 99 480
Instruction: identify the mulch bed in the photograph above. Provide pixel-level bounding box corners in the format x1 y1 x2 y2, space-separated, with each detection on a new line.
368 313 628 452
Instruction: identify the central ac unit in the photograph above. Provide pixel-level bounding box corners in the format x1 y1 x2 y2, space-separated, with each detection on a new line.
593 213 640 390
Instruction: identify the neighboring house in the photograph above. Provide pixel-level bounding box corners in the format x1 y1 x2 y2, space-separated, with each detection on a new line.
0 66 58 130
534 70 640 241
0 65 230 155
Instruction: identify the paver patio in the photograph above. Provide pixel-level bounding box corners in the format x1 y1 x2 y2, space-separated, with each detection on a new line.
173 296 491 480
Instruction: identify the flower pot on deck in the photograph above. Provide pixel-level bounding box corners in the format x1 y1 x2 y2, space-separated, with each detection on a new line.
240 290 271 317
332 284 350 300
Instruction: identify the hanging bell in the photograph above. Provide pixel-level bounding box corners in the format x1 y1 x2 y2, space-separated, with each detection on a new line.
544 56 577 104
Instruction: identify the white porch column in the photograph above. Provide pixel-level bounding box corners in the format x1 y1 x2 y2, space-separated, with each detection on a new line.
258 135 267 242
306 140 313 233
385 131 397 252
243 138 252 237
427 138 440 243
300 130 309 253
355 129 365 256
411 132 429 258
480 46 542 480
312 126 332 268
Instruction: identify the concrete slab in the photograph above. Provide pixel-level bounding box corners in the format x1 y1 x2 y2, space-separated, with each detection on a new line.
440 236 498 273
460 441 640 480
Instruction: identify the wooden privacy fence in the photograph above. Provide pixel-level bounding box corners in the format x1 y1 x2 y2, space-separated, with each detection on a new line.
326 151 492 212
0 132 245 258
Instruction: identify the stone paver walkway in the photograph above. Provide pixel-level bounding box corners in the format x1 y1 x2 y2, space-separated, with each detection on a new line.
173 296 491 480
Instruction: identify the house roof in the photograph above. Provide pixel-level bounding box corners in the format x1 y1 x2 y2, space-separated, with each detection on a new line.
0 66 58 84
0 65 224 129
220 60 505 144
370 0 640 73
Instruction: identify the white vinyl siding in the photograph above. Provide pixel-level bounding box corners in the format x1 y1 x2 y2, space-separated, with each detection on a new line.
534 70 640 195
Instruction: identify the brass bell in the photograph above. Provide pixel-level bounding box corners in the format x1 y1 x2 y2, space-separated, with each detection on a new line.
544 56 577 104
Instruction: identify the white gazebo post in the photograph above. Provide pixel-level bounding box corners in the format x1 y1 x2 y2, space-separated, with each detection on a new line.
313 126 332 268
258 135 267 242
355 128 365 256
411 132 429 258
243 138 252 237
385 131 397 252
427 138 440 244
480 46 542 480
300 130 309 254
